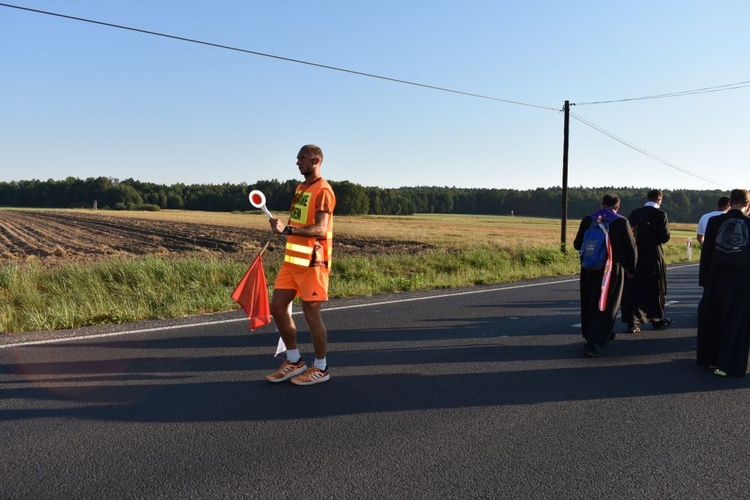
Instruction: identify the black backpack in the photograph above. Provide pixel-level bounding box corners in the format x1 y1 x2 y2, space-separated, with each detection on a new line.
629 211 652 248
713 218 750 269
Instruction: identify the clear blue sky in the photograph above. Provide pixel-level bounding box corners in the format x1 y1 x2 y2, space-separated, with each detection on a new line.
2 1 748 191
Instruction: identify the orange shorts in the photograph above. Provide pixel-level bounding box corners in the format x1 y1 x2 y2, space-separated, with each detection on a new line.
273 262 330 302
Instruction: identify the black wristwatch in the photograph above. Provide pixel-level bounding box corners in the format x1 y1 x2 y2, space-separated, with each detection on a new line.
282 225 294 235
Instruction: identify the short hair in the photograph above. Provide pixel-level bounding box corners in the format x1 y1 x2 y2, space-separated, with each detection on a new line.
717 196 730 209
300 144 323 163
729 189 749 205
601 194 620 209
647 189 663 202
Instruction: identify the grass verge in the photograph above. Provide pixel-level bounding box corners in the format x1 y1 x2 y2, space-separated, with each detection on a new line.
1 245 585 334
0 257 243 333
0 217 699 334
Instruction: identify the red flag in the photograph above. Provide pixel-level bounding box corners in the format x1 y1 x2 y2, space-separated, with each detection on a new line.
597 227 613 312
232 253 271 331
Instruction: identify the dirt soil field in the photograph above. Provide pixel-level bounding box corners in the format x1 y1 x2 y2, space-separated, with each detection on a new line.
0 210 433 267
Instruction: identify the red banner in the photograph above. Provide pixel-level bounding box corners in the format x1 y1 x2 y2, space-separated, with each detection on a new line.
231 254 271 331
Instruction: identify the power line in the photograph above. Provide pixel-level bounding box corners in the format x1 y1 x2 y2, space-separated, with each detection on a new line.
569 111 730 189
0 2 559 112
576 80 750 106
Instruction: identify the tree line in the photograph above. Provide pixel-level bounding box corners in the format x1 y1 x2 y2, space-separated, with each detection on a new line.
0 176 727 224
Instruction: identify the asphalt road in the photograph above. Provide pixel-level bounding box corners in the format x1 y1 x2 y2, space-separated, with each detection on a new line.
1 264 748 499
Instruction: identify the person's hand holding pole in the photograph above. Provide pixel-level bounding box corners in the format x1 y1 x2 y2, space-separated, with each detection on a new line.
249 190 285 235
270 217 287 235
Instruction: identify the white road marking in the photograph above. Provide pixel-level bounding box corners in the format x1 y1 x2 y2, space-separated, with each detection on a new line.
3 264 698 349
1 278 578 349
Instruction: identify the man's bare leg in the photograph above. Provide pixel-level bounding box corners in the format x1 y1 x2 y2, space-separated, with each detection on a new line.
270 289 298 350
302 300 327 360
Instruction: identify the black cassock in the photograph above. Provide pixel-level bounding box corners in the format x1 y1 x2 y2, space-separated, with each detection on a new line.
697 209 750 375
622 205 670 325
574 212 637 346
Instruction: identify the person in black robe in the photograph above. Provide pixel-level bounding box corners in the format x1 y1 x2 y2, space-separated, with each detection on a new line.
574 194 637 357
621 189 671 332
697 188 750 376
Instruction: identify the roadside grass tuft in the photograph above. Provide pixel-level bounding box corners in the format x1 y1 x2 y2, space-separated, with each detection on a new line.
331 245 581 296
0 257 246 333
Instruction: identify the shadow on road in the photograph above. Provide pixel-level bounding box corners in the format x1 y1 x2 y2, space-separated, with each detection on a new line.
2 327 746 423
3 266 745 423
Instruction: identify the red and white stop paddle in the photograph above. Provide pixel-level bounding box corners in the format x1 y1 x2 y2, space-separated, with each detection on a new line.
248 190 274 219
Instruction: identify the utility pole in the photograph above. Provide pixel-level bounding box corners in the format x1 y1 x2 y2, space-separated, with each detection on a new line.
561 100 570 252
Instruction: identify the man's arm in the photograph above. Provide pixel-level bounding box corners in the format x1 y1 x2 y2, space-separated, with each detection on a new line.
696 214 708 245
699 215 722 287
270 211 329 238
294 211 329 238
656 211 671 244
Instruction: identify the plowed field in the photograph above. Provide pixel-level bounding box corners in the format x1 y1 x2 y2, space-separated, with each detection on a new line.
0 210 431 266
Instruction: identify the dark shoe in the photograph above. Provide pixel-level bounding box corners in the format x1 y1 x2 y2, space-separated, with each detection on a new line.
584 341 600 357
652 318 672 330
627 324 641 334
607 331 616 343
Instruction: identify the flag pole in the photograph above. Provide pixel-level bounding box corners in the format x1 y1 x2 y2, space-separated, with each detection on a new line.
232 231 277 332
256 232 275 258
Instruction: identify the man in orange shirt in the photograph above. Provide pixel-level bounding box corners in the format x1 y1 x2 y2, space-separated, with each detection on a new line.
266 145 336 385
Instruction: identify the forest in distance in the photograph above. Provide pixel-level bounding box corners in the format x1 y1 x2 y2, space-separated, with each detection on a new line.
0 176 728 224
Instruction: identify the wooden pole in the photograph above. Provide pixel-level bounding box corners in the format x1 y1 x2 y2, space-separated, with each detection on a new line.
561 100 570 252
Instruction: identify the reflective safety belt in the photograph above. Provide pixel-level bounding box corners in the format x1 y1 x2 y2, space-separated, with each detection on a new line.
284 255 312 267
284 242 314 267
